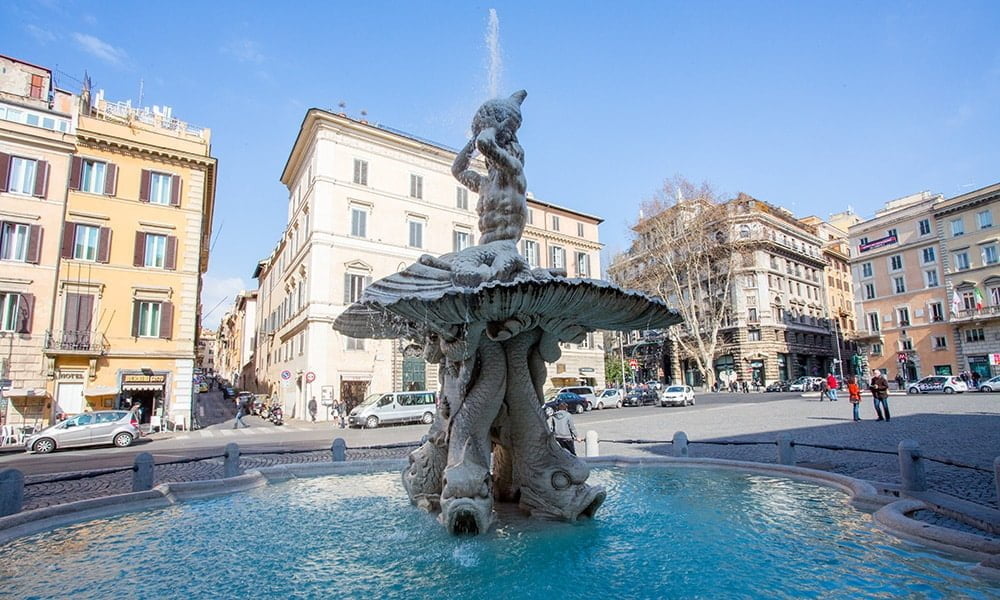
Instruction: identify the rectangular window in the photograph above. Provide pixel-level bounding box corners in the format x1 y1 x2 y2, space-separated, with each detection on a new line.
7 157 37 195
576 252 590 277
29 74 44 99
408 219 424 248
409 174 423 199
859 236 869 246
962 291 975 311
453 229 471 252
977 210 992 229
897 307 910 326
350 207 367 237
346 336 365 350
551 216 560 231
922 247 935 263
577 222 584 237
867 312 880 332
992 286 1000 306
893 276 906 294
871 343 883 355
527 209 534 225
924 269 938 288
456 187 468 210
901 339 913 351
951 218 964 237
345 274 367 303
930 302 944 322
0 222 29 261
954 251 970 270
748 307 758 322
522 240 539 268
748 328 761 341
918 219 931 235
73 225 100 261
861 262 872 278
549 245 565 270
148 172 173 205
864 283 876 299
933 336 947 349
890 255 903 271
887 228 897 238
144 234 166 268
137 302 161 338
353 159 368 185
965 328 985 342
982 245 999 265
80 160 107 194
0 293 22 332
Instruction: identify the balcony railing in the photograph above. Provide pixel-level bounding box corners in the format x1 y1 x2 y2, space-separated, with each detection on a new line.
43 330 110 355
953 305 1000 321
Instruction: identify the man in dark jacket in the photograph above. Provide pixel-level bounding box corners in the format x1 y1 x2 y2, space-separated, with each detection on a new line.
870 369 891 422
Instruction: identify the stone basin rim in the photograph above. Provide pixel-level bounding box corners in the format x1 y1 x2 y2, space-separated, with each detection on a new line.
0 455 997 580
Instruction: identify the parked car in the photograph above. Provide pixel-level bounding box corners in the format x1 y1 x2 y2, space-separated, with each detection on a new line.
546 386 597 408
644 380 663 391
25 411 141 454
544 392 590 415
622 389 659 407
788 377 823 392
907 376 968 395
222 386 236 398
594 388 624 409
978 375 1000 393
348 390 438 429
766 381 791 392
660 385 695 407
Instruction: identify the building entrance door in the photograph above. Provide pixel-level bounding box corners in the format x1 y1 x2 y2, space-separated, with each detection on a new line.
968 356 991 380
340 380 368 411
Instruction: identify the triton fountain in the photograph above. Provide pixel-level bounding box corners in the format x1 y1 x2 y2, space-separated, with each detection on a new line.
333 90 681 535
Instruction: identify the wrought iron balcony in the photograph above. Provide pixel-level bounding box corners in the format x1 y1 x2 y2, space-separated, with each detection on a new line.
952 305 1000 323
43 330 110 355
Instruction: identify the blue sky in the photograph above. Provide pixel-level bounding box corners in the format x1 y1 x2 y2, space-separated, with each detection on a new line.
5 1 999 327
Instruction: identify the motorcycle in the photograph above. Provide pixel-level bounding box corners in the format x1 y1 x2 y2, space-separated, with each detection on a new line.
269 405 284 426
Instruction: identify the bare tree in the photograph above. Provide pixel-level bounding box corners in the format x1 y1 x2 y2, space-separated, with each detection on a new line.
610 176 749 390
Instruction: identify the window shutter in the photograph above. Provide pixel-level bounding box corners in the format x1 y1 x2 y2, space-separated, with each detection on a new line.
0 152 9 193
133 232 146 267
170 175 182 206
69 156 83 190
61 223 76 259
159 302 174 339
354 160 360 183
139 169 151 202
453 230 460 252
343 273 351 303
103 163 118 196
364 275 372 292
17 293 34 334
97 227 112 263
32 160 49 198
26 224 42 264
131 301 141 337
165 235 177 270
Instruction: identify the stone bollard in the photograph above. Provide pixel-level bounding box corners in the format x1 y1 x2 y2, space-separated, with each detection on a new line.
672 431 689 458
331 437 347 462
994 457 999 508
132 452 155 492
0 468 24 517
776 433 795 466
898 439 926 492
585 430 599 457
224 443 241 478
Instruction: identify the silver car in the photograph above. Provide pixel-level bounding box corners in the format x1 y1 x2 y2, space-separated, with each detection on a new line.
25 410 141 454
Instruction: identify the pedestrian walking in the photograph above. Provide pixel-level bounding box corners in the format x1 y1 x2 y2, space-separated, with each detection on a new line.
895 373 905 391
234 396 250 429
336 400 347 428
870 369 890 422
818 377 829 401
549 402 583 456
308 397 318 422
846 375 862 421
971 371 981 390
826 373 839 401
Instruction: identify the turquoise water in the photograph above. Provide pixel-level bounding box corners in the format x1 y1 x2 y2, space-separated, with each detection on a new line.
1 467 996 599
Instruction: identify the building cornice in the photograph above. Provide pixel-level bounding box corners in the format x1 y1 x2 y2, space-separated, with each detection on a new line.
933 182 1000 217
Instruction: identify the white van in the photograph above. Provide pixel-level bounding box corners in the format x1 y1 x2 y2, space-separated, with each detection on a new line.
348 391 438 429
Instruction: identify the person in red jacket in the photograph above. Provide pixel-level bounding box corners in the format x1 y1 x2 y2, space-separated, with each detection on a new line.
826 373 839 401
846 375 862 421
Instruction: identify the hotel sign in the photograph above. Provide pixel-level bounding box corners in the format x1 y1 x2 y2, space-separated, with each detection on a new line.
122 374 167 385
858 234 897 253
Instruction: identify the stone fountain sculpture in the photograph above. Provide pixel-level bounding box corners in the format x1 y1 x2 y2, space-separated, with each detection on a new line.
334 90 681 535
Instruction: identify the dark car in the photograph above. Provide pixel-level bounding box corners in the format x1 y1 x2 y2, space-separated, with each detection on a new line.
622 389 659 407
544 392 590 415
222 386 236 398
765 381 790 392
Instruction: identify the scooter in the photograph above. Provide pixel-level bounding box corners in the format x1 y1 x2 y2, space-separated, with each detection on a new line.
269 405 284 426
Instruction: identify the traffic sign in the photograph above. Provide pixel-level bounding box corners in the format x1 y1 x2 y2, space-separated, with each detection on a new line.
280 370 292 380
305 371 316 383
897 353 907 363
628 359 639 369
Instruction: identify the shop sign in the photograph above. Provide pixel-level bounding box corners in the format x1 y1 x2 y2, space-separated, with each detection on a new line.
579 367 595 373
991 353 1000 366
122 374 167 385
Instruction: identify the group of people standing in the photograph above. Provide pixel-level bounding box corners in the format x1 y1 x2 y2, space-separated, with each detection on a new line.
839 370 891 422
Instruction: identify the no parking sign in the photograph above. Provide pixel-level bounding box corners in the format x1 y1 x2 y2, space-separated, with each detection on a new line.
306 371 316 383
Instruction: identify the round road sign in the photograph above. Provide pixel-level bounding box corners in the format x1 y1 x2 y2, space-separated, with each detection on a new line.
306 371 316 383
280 370 292 380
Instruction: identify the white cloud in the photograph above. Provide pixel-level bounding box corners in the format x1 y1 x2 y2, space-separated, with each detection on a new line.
201 274 248 330
24 24 56 44
221 39 265 64
72 32 127 65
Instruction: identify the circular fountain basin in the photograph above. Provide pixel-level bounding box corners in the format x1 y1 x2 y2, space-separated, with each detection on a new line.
0 466 994 598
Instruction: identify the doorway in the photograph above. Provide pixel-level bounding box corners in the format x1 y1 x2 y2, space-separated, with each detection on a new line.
340 380 369 411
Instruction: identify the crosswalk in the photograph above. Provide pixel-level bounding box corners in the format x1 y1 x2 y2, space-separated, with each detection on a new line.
172 425 313 441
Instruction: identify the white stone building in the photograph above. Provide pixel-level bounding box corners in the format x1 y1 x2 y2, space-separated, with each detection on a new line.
253 110 605 419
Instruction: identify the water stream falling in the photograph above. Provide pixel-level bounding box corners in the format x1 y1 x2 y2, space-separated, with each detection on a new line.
485 8 503 98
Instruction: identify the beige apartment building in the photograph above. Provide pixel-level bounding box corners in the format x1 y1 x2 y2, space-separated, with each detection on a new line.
849 192 957 380
0 55 77 427
195 328 216 374
215 290 257 390
933 182 1000 380
253 109 605 420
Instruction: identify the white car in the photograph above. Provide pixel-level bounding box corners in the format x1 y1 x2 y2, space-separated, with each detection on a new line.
906 376 968 395
660 385 696 407
594 389 624 409
977 375 1000 392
